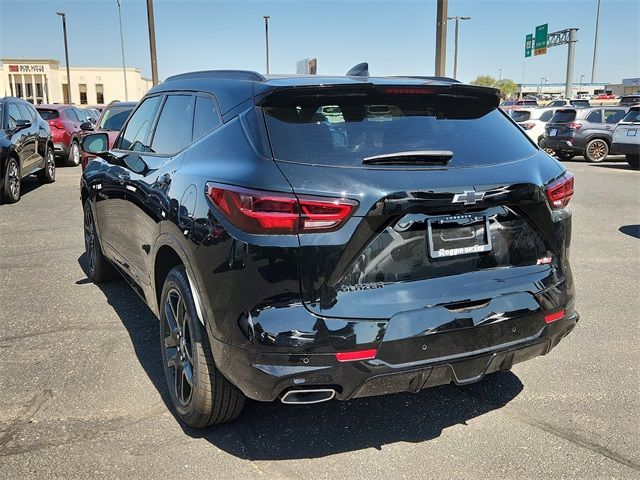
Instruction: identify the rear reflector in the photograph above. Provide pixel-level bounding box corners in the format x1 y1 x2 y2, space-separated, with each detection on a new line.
521 122 536 130
335 349 377 362
545 172 574 209
544 310 565 323
206 183 358 235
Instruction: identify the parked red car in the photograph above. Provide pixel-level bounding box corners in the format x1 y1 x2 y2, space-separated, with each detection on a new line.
79 101 136 169
35 105 87 166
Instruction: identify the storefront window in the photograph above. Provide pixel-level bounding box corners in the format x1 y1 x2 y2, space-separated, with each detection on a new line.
79 84 87 105
96 84 104 104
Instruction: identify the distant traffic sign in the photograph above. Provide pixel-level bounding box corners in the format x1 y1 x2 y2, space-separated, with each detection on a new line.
534 23 548 55
525 34 533 57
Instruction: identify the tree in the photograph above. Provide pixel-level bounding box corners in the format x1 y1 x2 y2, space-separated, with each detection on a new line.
495 79 518 99
470 75 496 87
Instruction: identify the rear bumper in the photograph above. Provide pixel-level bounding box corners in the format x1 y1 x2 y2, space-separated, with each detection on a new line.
540 137 581 152
611 142 640 156
211 311 578 402
53 142 69 158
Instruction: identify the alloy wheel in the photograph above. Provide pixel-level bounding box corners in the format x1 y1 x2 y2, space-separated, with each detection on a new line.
587 140 607 162
163 288 195 407
84 205 97 274
8 161 19 199
72 143 80 165
47 150 55 180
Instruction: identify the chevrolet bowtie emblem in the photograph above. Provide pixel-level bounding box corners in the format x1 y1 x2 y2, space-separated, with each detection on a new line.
452 190 485 205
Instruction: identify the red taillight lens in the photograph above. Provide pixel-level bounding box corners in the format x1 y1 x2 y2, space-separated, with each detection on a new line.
206 183 358 234
384 87 435 95
545 172 574 209
544 310 565 323
567 122 582 130
521 122 536 130
49 119 64 130
335 349 378 362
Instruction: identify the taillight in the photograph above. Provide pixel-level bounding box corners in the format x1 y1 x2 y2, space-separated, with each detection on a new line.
544 310 565 323
567 122 582 130
49 119 65 130
521 122 536 130
206 183 358 234
545 172 574 209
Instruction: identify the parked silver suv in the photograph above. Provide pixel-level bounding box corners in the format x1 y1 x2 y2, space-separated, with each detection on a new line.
540 106 627 162
611 106 640 169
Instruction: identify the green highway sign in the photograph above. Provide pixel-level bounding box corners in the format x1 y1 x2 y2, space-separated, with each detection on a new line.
525 34 533 57
534 23 548 55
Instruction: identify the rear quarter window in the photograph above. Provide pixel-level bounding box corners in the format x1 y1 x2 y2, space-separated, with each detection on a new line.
511 110 531 122
37 109 59 120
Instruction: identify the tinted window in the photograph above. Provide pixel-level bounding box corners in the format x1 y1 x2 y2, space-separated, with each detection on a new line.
604 109 625 124
550 110 576 123
539 110 554 122
570 100 590 107
99 105 134 131
620 96 640 106
37 109 60 120
511 110 531 122
621 109 640 123
193 95 221 140
150 95 195 154
7 103 21 126
501 100 514 106
586 110 602 123
119 96 162 151
16 104 33 121
264 95 537 167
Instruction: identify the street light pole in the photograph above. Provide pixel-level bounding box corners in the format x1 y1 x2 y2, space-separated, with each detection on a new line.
56 12 71 103
434 0 448 76
579 74 585 96
263 16 270 74
591 0 601 82
116 0 129 101
446 16 471 80
499 68 502 81
146 0 159 86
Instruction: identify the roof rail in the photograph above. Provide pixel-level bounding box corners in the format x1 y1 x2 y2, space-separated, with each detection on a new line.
394 76 461 83
164 70 266 82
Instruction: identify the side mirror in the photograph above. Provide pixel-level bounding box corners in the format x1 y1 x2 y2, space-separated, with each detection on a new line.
80 121 94 131
82 132 109 155
15 119 32 130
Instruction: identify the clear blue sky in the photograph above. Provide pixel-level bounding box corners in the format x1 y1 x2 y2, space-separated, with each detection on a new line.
1 0 638 84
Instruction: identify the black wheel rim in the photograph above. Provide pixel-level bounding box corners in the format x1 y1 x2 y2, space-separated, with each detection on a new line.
47 150 55 179
163 288 194 407
8 161 19 199
84 205 97 273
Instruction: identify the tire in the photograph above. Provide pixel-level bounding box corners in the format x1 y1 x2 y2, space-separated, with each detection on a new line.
584 138 609 163
160 265 245 427
555 151 575 161
627 155 640 170
37 145 56 184
66 140 81 167
2 156 21 204
83 199 115 282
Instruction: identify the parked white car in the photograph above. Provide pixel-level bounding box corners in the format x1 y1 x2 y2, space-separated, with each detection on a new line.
510 107 559 147
611 106 640 169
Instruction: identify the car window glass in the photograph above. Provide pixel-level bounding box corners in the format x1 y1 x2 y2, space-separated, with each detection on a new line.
118 96 162 152
539 110 553 122
16 104 32 121
150 95 195 154
193 96 221 141
7 103 21 127
586 110 601 123
622 109 640 122
604 109 625 124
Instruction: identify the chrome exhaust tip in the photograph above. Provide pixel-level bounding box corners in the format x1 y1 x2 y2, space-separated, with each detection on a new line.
279 388 336 405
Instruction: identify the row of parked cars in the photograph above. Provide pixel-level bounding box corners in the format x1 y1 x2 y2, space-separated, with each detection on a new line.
0 97 136 203
502 94 640 109
510 104 640 168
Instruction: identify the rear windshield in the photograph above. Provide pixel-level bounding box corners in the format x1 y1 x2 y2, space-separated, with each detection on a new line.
263 95 537 167
620 96 640 105
37 109 59 120
517 100 538 106
98 105 134 131
550 110 576 123
621 109 640 123
570 100 590 107
511 110 531 122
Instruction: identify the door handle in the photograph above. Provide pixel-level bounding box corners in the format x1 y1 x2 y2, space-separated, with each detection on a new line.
117 171 130 183
157 173 171 188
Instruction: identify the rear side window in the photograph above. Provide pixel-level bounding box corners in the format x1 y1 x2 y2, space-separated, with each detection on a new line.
16 104 34 121
193 95 221 141
99 106 133 131
604 109 625 124
119 95 162 151
37 109 59 120
150 95 195 155
511 110 531 122
7 103 21 126
550 110 576 123
621 109 640 122
586 110 602 123
263 94 537 167
539 110 554 122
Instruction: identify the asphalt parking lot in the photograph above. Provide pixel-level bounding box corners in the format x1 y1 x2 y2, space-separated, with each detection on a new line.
0 158 638 479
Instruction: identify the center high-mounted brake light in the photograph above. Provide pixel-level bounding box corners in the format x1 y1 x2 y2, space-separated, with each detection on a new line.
545 172 574 209
566 122 582 131
206 183 358 235
384 87 436 95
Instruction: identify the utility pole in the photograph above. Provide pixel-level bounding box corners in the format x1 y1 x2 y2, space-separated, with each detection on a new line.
499 68 502 80
565 28 578 98
591 0 601 82
447 16 471 79
56 12 72 103
116 0 129 100
434 0 448 76
146 0 159 85
579 74 585 95
263 16 270 74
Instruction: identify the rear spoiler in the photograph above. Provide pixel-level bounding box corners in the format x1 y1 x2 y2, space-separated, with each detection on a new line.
255 83 500 109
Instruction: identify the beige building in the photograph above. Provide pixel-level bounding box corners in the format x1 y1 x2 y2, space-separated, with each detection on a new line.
0 58 153 105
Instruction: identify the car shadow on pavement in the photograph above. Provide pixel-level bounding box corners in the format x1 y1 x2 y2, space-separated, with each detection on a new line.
588 162 636 171
78 253 524 460
619 224 640 239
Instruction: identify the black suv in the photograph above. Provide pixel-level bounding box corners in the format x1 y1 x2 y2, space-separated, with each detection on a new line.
540 106 627 162
1 97 55 203
81 71 578 427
